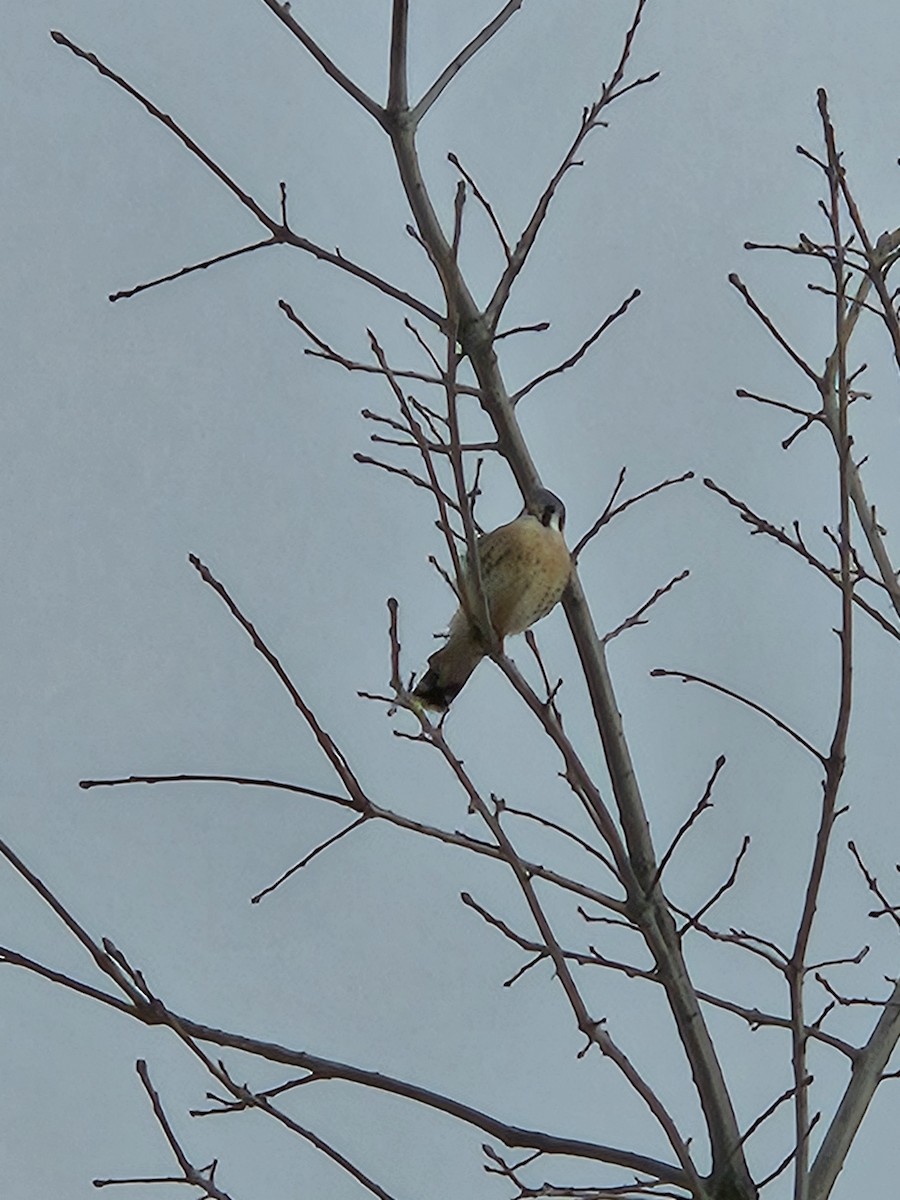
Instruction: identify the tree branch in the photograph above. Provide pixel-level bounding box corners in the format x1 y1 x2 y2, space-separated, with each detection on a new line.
412 1 526 123
77 770 627 914
257 0 384 121
387 0 409 113
51 31 443 326
651 668 825 763
188 555 373 811
511 289 641 404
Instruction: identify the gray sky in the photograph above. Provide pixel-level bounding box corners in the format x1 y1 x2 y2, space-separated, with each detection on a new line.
3 2 900 1197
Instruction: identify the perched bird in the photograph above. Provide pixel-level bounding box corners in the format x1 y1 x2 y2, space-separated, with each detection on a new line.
413 488 571 711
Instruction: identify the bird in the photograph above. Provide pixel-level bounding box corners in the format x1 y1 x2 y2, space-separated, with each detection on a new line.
412 488 571 712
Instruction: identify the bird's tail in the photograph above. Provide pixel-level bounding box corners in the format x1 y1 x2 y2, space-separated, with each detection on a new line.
412 622 485 712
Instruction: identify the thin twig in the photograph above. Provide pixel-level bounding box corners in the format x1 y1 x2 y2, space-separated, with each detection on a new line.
651 668 825 762
500 804 618 875
89 767 625 911
79 772 356 807
807 944 869 972
574 471 694 560
278 300 481 395
484 0 657 328
677 918 788 969
496 321 551 340
354 452 461 504
0 836 144 1005
448 151 511 259
109 238 278 302
251 814 369 904
412 1 526 122
648 756 727 894
679 836 751 935
129 1060 235 1199
847 840 900 932
729 272 821 385
0 946 132 1015
387 597 403 693
756 1114 821 1190
51 31 443 326
735 1076 814 1151
702 478 900 642
188 554 373 810
511 289 641 404
257 0 384 121
602 571 690 645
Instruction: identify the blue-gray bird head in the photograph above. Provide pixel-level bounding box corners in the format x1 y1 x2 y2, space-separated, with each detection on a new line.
526 488 566 533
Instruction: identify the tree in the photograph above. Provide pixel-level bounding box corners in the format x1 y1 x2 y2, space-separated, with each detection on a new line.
5 3 900 1198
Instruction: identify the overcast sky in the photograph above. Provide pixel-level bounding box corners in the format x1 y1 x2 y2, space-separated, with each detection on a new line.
4 3 900 1197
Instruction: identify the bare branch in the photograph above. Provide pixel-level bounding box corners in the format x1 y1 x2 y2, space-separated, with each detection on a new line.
354 451 460 502
497 322 551 341
734 386 823 424
448 151 511 259
413 1 526 122
649 756 727 894
416 719 700 1189
739 162 900 648
166 1019 404 1200
50 30 274 224
461 890 546 956
8 878 687 1189
523 629 566 720
511 289 641 404
811 979 900 1197
737 1076 814 1151
702 478 900 642
0 946 132 1016
124 1060 236 1199
651 667 825 762
387 597 403 693
848 841 900 933
813 975 883 1009
491 654 629 872
807 945 869 972
51 31 442 325
188 555 373 811
278 301 482 395
0 835 144 1006
573 471 694 561
251 814 369 904
756 1114 821 1191
79 772 356 808
257 0 384 121
602 571 690 646
485 0 657 328
678 918 788 970
109 237 278 302
829 141 900 378
728 272 822 385
807 281 882 317
480 1143 690 1200
500 803 618 876
679 836 751 935
387 0 409 113
693 987 855 1059
85 769 626 914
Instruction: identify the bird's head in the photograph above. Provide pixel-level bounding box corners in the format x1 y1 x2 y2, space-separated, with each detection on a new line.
526 488 566 533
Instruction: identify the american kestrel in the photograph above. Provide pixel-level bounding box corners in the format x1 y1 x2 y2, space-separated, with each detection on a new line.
412 489 571 711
